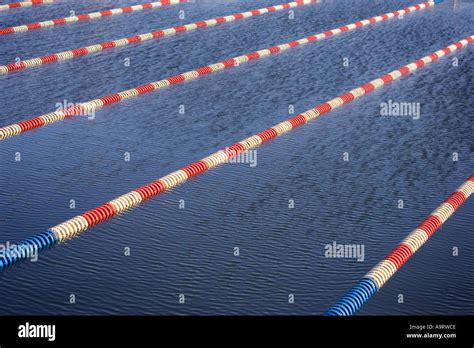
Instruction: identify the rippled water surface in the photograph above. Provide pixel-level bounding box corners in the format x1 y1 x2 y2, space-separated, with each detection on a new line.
0 0 473 315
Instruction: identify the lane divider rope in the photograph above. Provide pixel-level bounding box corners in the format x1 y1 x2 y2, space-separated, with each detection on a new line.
0 0 53 12
0 0 187 36
0 36 471 271
0 0 318 74
325 175 474 316
0 1 439 140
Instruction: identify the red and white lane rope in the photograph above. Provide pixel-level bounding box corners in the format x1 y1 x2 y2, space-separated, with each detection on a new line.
0 37 471 270
0 0 186 36
0 1 441 141
0 0 319 74
326 175 474 316
0 0 53 12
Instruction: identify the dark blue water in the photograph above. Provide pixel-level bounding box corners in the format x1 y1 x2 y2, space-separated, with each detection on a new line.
0 0 473 315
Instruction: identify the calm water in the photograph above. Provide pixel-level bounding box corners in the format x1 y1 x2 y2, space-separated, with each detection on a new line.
0 0 473 315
